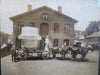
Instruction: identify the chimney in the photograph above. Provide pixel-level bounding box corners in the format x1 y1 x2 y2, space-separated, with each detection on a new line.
27 4 32 11
58 6 62 13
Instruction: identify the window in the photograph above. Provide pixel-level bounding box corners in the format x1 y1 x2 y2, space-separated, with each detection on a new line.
29 22 35 27
18 22 24 26
63 39 69 46
42 13 48 20
64 24 70 33
53 39 59 47
54 23 59 32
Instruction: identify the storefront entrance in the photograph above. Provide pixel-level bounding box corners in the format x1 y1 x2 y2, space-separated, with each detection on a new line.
40 23 49 50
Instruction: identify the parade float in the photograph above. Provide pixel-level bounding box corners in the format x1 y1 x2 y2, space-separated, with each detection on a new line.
12 27 51 62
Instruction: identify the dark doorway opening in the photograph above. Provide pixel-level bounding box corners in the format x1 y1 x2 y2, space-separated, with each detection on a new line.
63 39 69 46
40 23 49 35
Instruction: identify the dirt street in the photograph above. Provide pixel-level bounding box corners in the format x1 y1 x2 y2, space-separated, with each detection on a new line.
1 51 99 75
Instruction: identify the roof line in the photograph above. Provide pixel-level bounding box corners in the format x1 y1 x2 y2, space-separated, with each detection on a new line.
10 6 78 23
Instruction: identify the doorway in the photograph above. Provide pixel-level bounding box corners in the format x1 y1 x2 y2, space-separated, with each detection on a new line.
63 39 69 46
40 23 49 35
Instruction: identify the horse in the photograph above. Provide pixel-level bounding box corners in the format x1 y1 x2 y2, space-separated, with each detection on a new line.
52 46 72 60
79 47 91 60
60 46 71 60
52 46 60 58
68 46 91 60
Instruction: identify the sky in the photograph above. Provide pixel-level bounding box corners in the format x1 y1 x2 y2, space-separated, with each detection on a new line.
0 0 100 34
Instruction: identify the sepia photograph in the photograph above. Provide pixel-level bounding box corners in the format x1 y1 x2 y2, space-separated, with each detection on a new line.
0 0 100 75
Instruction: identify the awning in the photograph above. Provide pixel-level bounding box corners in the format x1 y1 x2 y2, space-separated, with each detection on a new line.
86 31 100 38
88 41 99 44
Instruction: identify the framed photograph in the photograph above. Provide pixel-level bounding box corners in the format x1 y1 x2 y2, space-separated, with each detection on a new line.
1 0 100 75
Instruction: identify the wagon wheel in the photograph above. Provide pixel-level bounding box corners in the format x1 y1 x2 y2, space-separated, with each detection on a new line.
42 51 50 59
20 53 25 60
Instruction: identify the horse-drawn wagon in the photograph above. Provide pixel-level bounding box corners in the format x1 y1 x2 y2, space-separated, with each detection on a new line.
12 27 50 62
51 41 93 60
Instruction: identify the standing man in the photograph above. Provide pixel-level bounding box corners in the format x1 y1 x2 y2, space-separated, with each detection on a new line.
11 45 18 62
11 45 15 61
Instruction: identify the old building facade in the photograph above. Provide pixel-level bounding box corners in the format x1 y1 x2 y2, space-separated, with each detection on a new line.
10 5 77 49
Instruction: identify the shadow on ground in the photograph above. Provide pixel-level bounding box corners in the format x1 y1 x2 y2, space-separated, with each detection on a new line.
56 57 96 62
14 57 96 63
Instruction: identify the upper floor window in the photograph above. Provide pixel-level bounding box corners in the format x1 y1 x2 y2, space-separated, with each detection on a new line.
53 39 59 47
29 22 35 27
64 23 70 33
54 23 59 32
18 22 24 26
42 13 48 20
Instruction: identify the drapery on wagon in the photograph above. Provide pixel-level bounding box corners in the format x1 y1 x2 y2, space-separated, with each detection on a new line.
12 27 50 62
